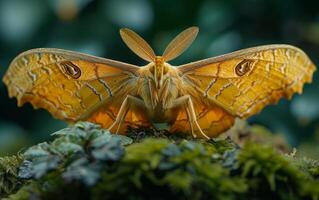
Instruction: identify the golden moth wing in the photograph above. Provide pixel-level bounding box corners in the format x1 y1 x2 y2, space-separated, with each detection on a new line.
179 44 316 118
3 48 140 124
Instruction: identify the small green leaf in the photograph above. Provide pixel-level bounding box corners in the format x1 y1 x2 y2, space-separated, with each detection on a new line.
113 135 133 146
90 134 112 148
23 148 50 159
161 144 181 157
18 160 33 179
55 142 84 155
51 127 73 136
91 138 124 161
32 155 61 179
63 158 101 186
163 170 193 190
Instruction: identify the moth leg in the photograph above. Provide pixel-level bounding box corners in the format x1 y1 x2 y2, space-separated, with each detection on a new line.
108 95 145 134
186 97 210 139
170 95 209 139
115 108 130 134
185 106 197 138
107 98 129 133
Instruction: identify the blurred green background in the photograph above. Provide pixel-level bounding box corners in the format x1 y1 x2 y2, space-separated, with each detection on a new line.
0 0 318 156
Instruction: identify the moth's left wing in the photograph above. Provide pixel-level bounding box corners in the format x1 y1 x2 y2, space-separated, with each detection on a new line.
3 48 149 132
179 44 316 119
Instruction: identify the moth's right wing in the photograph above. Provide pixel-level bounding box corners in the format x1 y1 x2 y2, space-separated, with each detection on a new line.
3 48 149 131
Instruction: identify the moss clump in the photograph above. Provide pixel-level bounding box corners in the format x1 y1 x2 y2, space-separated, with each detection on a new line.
93 139 246 200
237 143 318 199
0 122 318 200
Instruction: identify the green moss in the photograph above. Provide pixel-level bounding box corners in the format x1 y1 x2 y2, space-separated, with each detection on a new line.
237 143 305 199
3 183 39 200
0 155 24 198
93 138 246 200
1 122 319 200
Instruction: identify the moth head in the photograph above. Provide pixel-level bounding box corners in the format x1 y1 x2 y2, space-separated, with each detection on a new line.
119 26 199 63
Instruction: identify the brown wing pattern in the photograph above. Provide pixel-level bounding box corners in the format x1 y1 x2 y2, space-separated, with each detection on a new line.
2 48 148 131
179 45 316 120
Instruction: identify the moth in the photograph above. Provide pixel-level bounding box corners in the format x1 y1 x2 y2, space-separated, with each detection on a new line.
3 27 316 139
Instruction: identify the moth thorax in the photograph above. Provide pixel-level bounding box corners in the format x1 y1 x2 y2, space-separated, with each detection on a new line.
154 56 165 88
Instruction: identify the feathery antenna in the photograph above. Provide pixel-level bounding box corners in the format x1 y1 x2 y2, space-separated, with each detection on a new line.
120 28 156 62
162 27 199 62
